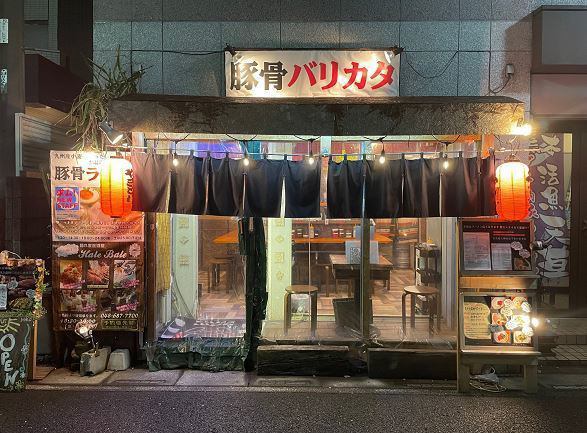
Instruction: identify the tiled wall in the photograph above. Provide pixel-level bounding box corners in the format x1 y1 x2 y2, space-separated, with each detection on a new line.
93 0 587 113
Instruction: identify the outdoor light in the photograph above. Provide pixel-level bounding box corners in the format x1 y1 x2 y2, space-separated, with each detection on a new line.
308 151 315 165
378 150 386 164
511 119 532 136
75 319 98 353
100 155 134 218
98 121 124 145
495 156 530 221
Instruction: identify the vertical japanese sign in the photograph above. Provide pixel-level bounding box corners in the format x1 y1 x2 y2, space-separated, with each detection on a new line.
225 50 400 97
50 151 144 331
529 134 570 287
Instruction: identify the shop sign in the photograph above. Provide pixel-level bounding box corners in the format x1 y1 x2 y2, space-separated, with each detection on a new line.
528 134 570 286
53 242 144 331
50 151 144 243
225 50 400 97
0 313 32 392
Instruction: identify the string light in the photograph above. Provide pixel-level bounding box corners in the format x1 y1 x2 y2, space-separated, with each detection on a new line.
378 149 386 164
308 151 315 165
172 153 179 167
243 151 250 166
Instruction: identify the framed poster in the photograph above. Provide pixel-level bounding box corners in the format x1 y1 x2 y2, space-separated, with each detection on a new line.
459 219 534 275
460 292 536 351
52 242 144 331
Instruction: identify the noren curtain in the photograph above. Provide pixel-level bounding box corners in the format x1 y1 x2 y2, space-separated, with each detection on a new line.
131 152 171 213
402 157 441 218
244 158 284 218
326 158 364 218
365 159 403 218
284 158 321 218
130 153 496 219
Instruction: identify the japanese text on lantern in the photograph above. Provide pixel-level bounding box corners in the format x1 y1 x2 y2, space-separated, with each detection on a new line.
225 50 400 98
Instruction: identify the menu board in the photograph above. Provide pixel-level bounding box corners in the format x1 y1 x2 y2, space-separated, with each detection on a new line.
461 220 532 273
462 293 535 348
0 264 36 312
53 242 144 331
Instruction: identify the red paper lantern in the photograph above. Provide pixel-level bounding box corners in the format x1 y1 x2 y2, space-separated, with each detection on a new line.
495 158 530 221
100 156 133 218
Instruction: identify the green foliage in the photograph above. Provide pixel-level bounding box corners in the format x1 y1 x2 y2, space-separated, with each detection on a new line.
68 49 144 150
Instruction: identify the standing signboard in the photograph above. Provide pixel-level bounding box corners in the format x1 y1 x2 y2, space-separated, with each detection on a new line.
225 50 400 98
0 259 46 391
457 219 540 393
50 151 145 331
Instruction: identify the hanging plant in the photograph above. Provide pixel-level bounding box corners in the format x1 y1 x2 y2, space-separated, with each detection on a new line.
68 48 145 151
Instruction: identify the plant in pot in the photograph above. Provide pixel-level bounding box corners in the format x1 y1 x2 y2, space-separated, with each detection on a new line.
68 49 145 150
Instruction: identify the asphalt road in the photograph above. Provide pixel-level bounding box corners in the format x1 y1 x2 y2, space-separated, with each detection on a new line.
1 387 586 433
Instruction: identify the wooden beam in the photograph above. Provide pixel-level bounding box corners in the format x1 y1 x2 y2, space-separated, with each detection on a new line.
109 95 525 136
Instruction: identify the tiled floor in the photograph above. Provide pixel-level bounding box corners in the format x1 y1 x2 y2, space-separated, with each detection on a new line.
540 345 587 365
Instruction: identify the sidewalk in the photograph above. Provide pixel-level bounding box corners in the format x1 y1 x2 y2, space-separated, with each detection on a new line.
27 366 587 393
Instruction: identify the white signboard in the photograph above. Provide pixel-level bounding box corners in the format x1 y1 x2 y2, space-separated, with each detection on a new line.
225 50 400 98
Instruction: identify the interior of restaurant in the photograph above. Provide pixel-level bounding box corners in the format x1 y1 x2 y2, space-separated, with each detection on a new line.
148 133 573 348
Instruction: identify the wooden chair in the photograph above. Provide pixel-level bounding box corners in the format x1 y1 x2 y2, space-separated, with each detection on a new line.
208 256 234 294
284 285 319 337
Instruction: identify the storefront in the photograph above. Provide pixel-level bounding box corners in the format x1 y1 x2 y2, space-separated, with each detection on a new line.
46 47 579 391
107 90 543 375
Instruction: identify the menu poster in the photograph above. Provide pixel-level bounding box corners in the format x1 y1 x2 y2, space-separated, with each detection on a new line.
50 151 144 243
462 232 491 271
461 221 532 273
0 313 33 392
463 300 491 340
462 295 534 348
0 263 38 313
53 242 144 331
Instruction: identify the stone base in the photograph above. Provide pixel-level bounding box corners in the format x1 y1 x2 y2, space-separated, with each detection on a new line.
107 349 131 371
80 347 111 377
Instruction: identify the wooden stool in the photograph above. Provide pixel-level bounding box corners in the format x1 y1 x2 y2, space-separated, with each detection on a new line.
284 285 319 337
208 256 234 293
402 285 440 336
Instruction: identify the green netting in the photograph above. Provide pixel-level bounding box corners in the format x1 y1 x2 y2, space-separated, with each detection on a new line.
145 217 268 372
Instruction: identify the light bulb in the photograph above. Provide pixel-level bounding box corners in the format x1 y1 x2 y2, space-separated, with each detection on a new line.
443 159 449 169
511 121 532 136
243 156 250 166
172 155 179 167
531 317 540 328
378 154 386 164
308 156 315 165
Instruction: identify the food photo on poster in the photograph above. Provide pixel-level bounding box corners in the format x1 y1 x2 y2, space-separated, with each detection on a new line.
52 242 143 331
462 294 535 347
